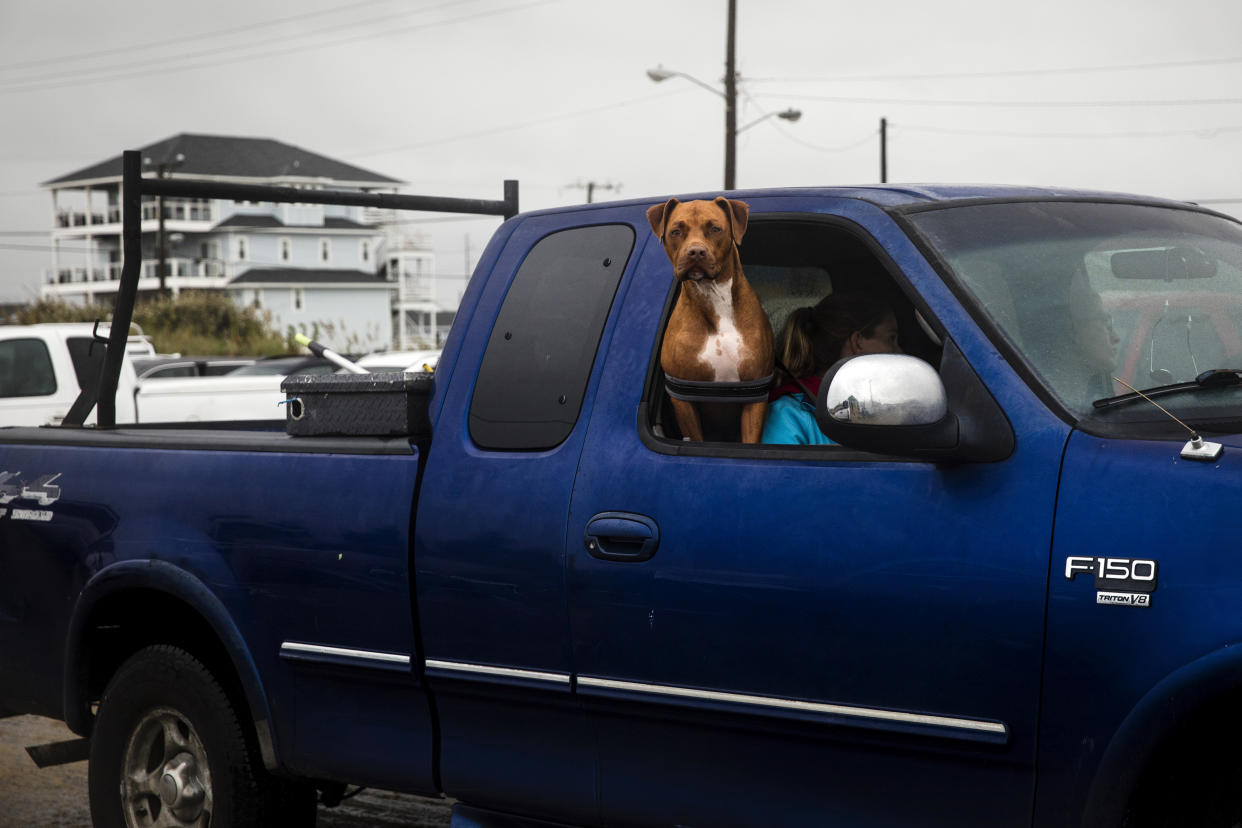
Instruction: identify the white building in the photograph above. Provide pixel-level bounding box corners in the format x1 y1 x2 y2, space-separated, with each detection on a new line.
362 207 451 349
41 133 442 352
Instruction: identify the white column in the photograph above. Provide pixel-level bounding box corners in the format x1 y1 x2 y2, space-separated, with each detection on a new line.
49 187 60 288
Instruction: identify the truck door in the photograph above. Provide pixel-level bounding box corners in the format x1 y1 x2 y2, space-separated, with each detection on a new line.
565 203 1070 826
415 215 638 826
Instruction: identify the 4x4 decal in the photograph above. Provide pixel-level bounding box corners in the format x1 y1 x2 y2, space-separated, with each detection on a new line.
0 471 62 521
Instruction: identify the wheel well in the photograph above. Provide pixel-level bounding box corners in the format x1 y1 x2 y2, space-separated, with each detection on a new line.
80 589 248 731
1124 691 1242 827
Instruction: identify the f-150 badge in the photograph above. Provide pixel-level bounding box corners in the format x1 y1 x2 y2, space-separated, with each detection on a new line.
0 471 62 522
1064 556 1157 608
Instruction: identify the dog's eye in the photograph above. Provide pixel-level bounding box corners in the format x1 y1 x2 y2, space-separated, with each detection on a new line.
669 228 682 237
708 224 723 234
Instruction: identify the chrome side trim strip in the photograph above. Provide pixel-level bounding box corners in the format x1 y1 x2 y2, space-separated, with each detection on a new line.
424 659 571 685
577 676 1007 737
280 641 410 666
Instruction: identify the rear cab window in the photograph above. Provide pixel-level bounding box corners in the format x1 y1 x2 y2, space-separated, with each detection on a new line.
0 338 57 398
469 224 635 450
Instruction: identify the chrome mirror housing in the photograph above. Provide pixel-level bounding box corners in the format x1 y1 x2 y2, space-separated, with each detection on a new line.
822 354 948 426
813 340 1015 463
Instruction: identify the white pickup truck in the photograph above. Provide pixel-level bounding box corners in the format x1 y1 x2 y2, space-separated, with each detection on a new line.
0 323 286 426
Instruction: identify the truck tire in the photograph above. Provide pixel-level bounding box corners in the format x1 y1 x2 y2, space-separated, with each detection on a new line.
88 644 316 827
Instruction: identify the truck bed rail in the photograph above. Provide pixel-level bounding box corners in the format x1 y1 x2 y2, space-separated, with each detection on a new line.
63 149 518 428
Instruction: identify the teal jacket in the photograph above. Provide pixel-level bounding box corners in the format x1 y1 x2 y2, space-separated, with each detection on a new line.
761 393 835 445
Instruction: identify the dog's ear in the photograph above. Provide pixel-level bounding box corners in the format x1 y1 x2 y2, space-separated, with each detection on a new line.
715 197 749 245
647 198 680 240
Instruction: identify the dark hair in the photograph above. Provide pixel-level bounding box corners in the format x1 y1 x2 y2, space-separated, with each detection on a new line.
776 291 892 381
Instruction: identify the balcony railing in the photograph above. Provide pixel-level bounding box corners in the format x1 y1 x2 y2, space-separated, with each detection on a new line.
46 258 226 285
140 198 215 222
55 198 216 229
55 208 120 228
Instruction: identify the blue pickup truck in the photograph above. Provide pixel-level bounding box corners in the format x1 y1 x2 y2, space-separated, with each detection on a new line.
3 169 1242 827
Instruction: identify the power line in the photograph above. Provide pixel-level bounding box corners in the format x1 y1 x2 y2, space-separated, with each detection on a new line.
0 0 478 89
761 92 1242 109
737 90 874 153
0 0 403 74
0 0 559 96
0 243 97 253
345 86 693 158
896 122 1242 139
744 54 1242 84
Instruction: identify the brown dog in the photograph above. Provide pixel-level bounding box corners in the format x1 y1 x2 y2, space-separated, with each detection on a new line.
647 197 773 443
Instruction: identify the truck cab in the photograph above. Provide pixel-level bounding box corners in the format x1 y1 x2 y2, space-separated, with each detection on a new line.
0 323 139 427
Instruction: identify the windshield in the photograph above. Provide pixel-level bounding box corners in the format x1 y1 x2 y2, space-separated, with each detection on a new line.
908 201 1242 428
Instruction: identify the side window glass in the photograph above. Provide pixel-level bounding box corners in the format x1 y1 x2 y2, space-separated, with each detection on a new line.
648 218 937 447
66 337 106 394
470 224 634 450
0 338 57 398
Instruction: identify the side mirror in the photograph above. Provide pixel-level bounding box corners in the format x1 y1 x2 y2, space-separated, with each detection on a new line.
814 353 960 457
821 354 947 426
813 345 1015 462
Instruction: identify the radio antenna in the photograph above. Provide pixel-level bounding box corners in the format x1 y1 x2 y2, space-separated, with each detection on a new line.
1111 376 1222 461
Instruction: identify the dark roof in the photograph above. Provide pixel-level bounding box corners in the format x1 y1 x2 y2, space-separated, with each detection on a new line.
44 133 403 187
324 217 370 229
214 215 284 229
228 268 389 285
213 215 375 231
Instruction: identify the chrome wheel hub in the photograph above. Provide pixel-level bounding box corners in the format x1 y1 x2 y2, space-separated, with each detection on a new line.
121 708 213 827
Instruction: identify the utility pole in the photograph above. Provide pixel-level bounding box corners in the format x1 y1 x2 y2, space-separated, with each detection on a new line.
880 117 888 184
724 0 738 190
565 180 621 204
145 152 185 297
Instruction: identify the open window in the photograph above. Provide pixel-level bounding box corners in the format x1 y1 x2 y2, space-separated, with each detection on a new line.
645 215 943 446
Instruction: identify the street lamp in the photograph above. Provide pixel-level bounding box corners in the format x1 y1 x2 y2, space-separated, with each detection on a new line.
647 68 798 188
646 65 725 99
647 63 738 188
737 108 802 134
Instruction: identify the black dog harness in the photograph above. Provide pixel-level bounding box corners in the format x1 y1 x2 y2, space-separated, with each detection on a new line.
663 373 774 404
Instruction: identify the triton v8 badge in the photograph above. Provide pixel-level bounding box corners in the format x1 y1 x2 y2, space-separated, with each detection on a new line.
1065 556 1158 608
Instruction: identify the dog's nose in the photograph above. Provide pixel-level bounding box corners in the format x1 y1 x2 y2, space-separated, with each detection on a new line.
685 243 707 260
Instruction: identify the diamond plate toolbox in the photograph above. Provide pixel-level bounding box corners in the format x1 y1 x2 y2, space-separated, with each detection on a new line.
281 372 433 437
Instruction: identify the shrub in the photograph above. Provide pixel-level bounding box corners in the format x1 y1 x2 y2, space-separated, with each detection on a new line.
7 293 291 356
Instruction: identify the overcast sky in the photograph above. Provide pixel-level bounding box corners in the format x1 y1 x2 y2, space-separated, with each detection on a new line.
2 0 1241 303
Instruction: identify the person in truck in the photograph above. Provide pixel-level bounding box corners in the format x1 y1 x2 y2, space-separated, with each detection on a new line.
762 290 902 445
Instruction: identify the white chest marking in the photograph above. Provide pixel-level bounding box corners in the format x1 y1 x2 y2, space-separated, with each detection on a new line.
691 278 747 382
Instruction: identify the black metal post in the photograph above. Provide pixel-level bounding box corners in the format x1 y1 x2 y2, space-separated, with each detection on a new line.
880 117 888 183
145 177 520 220
96 151 143 427
724 0 738 190
503 180 519 219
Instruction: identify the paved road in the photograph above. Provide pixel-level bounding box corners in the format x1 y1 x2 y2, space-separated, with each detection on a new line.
0 715 452 827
